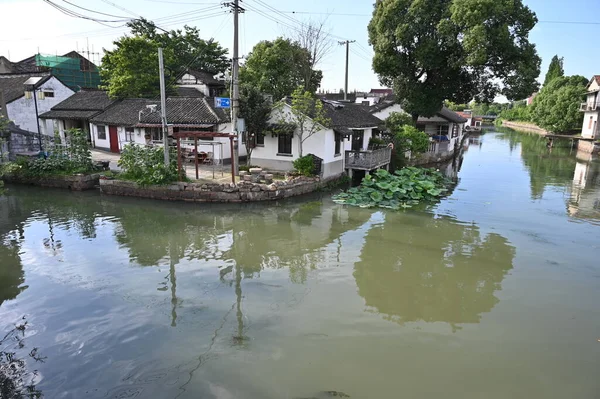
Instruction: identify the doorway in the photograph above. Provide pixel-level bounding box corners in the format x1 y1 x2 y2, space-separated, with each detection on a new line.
109 126 119 153
352 130 364 151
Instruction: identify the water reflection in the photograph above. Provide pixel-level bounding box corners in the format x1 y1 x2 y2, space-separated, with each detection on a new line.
0 195 26 307
497 131 577 199
568 150 600 222
354 212 515 330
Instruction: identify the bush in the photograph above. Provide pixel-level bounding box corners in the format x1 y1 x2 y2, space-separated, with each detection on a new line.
368 137 387 149
292 155 315 177
0 129 96 178
332 167 451 210
118 144 179 185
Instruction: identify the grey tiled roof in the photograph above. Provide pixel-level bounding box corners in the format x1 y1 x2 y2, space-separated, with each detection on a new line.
39 90 115 120
433 107 468 123
321 100 383 128
0 73 51 103
90 99 158 126
175 86 204 97
139 97 229 125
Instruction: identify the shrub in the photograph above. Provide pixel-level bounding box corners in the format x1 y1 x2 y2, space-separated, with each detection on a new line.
118 144 179 185
368 137 387 149
332 167 451 210
292 154 315 177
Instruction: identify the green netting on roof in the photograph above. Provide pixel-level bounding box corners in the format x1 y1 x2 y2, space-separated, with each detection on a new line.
35 54 101 91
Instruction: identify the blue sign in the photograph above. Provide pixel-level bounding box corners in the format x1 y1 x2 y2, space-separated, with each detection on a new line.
215 97 231 108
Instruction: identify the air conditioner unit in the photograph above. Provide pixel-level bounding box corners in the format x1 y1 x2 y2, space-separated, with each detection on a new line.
146 104 158 112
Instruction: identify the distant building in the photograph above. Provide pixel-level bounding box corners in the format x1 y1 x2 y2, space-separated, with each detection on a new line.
526 92 538 106
177 69 226 98
0 52 101 91
579 75 600 154
355 88 394 106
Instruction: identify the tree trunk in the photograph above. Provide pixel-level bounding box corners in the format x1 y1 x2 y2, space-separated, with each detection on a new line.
411 113 419 126
298 135 303 157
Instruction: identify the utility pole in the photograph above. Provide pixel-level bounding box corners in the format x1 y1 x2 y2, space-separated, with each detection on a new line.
158 47 169 166
225 0 244 176
338 40 356 101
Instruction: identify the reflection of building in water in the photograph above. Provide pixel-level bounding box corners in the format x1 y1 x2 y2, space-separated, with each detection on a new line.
568 151 600 220
354 212 515 331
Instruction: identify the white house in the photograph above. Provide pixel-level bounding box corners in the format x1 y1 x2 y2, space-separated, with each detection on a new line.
581 75 600 140
39 89 116 143
0 73 74 134
355 89 393 106
88 96 246 162
177 69 226 98
252 99 384 179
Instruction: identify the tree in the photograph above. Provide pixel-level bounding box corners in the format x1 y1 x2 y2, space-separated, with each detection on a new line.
530 75 588 133
288 19 334 93
240 38 323 101
100 19 228 98
239 85 272 165
368 0 541 121
385 111 414 130
543 55 564 87
276 86 330 157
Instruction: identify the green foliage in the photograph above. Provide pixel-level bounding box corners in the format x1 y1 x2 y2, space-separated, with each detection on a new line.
240 38 322 100
0 115 8 132
543 55 564 87
118 144 179 185
497 101 531 123
445 101 469 112
368 137 386 149
395 126 430 155
1 129 95 178
530 75 588 133
293 155 315 177
279 86 331 157
333 167 451 210
239 85 272 164
368 0 541 118
385 112 414 132
101 19 228 98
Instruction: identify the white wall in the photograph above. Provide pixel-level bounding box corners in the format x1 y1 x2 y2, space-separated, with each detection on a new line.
6 77 74 134
372 103 404 121
581 111 599 139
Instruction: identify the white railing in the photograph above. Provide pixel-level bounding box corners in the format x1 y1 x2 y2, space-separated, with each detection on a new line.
345 147 392 170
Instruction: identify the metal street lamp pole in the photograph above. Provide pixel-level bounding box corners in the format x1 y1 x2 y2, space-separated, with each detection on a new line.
31 87 42 152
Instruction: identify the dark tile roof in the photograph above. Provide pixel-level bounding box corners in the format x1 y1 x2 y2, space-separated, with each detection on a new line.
0 73 51 103
175 86 205 97
320 100 383 129
369 88 393 95
90 99 158 126
368 95 398 113
39 109 100 120
39 90 115 120
435 107 468 123
186 69 225 86
318 92 357 102
139 97 228 125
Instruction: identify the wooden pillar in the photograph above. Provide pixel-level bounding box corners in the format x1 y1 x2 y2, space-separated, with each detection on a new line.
177 137 182 181
194 137 199 180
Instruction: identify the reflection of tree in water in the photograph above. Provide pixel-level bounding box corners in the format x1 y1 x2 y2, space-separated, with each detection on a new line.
354 213 515 330
1 319 45 398
497 131 577 199
0 195 26 308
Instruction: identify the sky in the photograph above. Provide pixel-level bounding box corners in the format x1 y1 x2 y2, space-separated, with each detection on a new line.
1 0 599 94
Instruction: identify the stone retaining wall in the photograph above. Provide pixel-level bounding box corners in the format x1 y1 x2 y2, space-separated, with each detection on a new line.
100 174 345 202
3 173 100 191
502 120 548 135
577 140 600 154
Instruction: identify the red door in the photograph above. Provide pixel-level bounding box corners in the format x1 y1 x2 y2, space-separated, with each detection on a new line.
108 126 119 153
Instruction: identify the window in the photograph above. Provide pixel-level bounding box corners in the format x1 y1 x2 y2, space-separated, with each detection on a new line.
147 127 162 141
334 132 342 156
256 132 265 146
24 91 32 100
437 125 449 135
97 125 106 140
278 134 292 155
43 90 54 98
589 116 594 129
125 127 135 142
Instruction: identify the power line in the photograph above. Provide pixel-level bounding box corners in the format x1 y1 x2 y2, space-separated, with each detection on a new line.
60 0 132 19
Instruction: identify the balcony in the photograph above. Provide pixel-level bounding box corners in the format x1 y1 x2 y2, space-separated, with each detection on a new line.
345 147 392 171
580 102 600 112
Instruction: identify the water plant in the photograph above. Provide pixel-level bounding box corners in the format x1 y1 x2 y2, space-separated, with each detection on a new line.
332 167 451 210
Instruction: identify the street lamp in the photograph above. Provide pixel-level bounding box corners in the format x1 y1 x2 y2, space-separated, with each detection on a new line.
23 76 43 152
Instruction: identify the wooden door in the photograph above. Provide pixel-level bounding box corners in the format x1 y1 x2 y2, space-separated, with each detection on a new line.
109 126 119 153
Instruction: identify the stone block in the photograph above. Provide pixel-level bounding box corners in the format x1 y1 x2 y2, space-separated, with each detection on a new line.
243 175 253 182
249 168 263 175
239 171 249 177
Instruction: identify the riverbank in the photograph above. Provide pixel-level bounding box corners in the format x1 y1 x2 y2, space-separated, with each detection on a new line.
2 173 100 191
501 120 549 135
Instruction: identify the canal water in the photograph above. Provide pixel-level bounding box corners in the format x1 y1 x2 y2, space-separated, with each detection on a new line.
0 131 599 398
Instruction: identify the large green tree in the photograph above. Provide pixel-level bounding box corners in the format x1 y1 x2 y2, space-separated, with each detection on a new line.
239 85 272 165
543 55 564 87
240 38 323 101
368 0 541 121
530 75 588 133
100 19 228 98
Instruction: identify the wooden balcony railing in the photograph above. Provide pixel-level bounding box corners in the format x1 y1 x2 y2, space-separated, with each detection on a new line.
345 147 392 171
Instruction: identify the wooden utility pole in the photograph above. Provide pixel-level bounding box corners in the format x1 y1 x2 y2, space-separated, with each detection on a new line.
158 47 169 166
338 40 356 101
